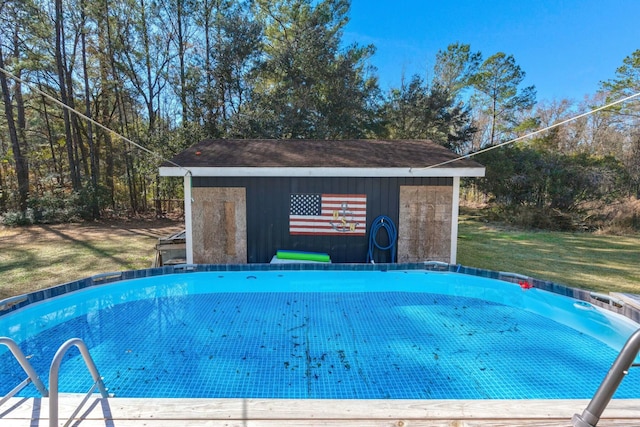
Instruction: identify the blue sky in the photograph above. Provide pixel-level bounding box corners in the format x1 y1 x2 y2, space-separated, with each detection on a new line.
343 0 640 102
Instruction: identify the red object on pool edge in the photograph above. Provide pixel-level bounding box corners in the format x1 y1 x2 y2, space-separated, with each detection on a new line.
519 280 534 290
196 151 202 155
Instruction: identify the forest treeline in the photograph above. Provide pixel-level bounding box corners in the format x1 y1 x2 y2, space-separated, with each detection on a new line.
0 0 639 230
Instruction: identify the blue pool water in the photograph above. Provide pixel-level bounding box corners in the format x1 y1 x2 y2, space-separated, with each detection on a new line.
1 270 640 399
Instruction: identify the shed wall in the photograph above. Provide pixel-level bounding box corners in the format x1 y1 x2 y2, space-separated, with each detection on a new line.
192 176 452 264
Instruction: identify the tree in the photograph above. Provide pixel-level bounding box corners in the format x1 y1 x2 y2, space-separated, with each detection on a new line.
382 75 475 152
475 144 626 229
470 52 536 147
627 132 640 197
0 46 29 212
600 49 640 197
247 0 378 139
0 0 39 213
116 0 171 134
432 42 481 99
54 0 81 191
95 0 118 209
159 0 197 124
80 0 100 218
186 0 262 137
530 99 574 152
601 49 640 118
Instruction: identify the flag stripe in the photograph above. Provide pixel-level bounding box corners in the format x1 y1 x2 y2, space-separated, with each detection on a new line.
289 193 367 236
290 216 368 222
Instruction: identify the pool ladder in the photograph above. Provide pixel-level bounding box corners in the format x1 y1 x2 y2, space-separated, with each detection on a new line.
573 328 640 427
0 337 49 405
0 337 109 427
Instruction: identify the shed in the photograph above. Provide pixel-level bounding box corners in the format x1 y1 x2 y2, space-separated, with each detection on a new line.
159 139 485 264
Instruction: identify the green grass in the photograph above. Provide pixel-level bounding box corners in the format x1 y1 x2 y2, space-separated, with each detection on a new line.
457 216 640 294
1 217 638 301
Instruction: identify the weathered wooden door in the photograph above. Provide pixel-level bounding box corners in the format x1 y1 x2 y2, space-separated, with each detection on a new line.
397 185 452 263
191 187 247 264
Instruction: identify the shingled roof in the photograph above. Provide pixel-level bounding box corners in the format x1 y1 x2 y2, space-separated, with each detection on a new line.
159 139 485 177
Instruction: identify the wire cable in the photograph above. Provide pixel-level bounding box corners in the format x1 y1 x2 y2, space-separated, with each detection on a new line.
3 64 638 174
411 91 640 171
0 65 187 172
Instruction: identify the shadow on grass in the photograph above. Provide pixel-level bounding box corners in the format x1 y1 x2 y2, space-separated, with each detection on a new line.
0 247 38 273
40 225 139 270
82 219 183 240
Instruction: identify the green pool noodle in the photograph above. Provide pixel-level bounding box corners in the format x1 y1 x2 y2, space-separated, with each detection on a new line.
276 250 330 262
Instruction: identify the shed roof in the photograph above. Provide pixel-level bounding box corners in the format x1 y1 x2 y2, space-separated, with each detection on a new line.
159 139 485 178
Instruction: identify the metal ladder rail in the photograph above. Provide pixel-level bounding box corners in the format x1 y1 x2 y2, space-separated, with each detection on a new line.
49 338 109 427
0 337 49 406
572 328 640 427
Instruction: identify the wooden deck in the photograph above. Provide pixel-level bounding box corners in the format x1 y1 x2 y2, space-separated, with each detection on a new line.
2 397 640 426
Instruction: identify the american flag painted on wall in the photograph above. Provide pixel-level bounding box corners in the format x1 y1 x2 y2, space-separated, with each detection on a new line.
289 194 367 236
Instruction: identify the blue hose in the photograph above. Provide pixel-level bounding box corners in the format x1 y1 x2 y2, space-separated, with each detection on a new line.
367 215 397 263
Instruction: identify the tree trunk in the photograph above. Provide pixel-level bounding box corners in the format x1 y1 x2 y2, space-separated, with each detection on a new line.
102 0 117 209
203 0 218 135
38 85 62 186
66 62 90 180
0 161 7 212
490 76 498 146
12 24 26 137
176 0 188 122
81 0 100 219
140 0 156 132
125 151 138 213
0 46 29 212
55 0 81 191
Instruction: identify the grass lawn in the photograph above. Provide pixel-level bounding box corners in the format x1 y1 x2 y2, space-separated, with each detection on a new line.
0 219 183 300
1 215 638 300
457 216 640 294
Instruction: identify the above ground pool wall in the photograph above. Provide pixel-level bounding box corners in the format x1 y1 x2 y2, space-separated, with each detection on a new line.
2 262 639 326
191 176 454 264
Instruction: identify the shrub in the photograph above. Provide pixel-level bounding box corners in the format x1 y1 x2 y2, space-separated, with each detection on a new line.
1 209 35 226
489 205 577 231
588 198 640 234
475 145 627 218
28 190 84 223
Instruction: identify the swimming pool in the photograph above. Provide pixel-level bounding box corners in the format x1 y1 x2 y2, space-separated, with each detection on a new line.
2 267 640 401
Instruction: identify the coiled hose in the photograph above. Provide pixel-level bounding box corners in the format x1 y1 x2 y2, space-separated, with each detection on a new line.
366 215 397 263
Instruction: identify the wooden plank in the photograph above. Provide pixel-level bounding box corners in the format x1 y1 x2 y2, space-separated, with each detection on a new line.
7 420 640 427
156 243 186 250
3 397 640 426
